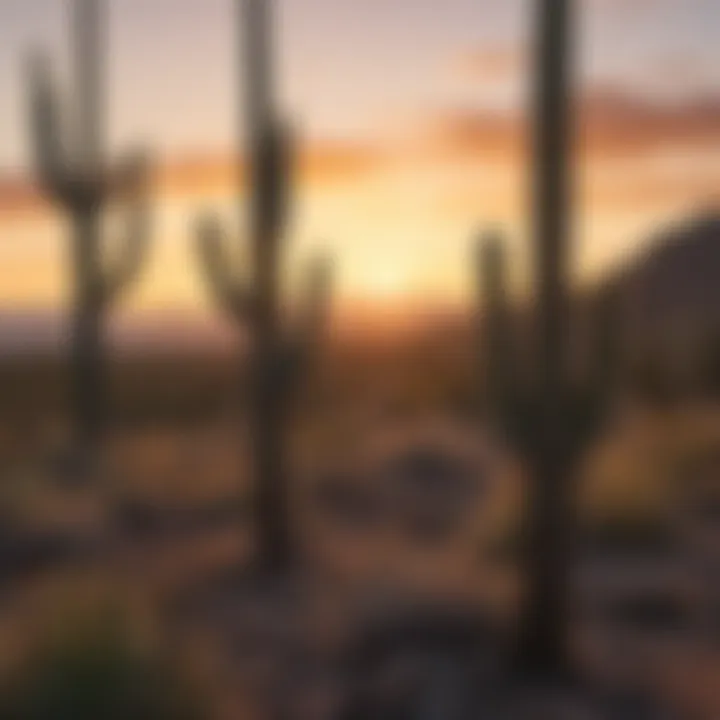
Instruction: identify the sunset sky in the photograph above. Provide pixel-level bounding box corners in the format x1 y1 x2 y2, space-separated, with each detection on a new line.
0 0 718 324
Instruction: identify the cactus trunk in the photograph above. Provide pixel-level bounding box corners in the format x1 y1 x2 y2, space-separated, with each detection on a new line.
71 0 105 453
251 207 292 571
195 0 331 573
72 213 106 449
252 348 293 571
242 0 292 572
516 0 573 674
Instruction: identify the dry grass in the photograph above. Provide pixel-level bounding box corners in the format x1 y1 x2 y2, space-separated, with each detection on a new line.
0 342 718 717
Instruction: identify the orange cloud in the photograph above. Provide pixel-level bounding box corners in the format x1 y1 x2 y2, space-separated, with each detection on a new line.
156 141 385 195
0 140 386 219
2 88 719 221
0 175 42 216
424 109 527 161
645 54 713 87
451 46 524 83
578 88 720 157
424 88 720 161
582 168 720 213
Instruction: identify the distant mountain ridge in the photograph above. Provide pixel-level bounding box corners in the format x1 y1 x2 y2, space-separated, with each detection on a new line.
612 211 720 356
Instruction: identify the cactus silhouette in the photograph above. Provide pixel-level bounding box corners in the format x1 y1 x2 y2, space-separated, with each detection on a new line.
478 234 619 674
478 0 620 675
476 231 513 417
27 0 150 462
196 0 332 573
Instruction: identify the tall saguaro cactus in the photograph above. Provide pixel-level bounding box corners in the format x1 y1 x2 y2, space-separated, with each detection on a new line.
519 0 574 675
28 0 150 460
478 0 619 675
478 230 619 676
197 0 331 573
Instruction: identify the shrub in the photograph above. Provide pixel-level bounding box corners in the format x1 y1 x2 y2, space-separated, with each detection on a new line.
0 609 208 720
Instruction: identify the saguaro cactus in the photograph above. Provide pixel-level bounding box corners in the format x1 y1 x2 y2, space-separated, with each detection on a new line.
197 0 331 573
477 231 512 417
478 0 620 675
28 0 150 460
478 238 618 675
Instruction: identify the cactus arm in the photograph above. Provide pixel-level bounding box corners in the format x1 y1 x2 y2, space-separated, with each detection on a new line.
27 52 73 202
275 253 332 396
293 253 333 360
86 152 150 307
27 52 116 212
479 229 513 416
102 149 149 200
102 198 150 308
196 214 254 323
298 253 332 345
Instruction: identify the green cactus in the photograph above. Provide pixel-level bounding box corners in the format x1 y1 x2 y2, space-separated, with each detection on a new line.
477 230 513 417
478 0 620 675
27 0 150 459
479 259 619 678
196 0 332 573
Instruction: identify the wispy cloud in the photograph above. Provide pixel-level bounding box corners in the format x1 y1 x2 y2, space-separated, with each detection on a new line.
423 87 720 160
450 45 524 83
578 88 720 156
2 87 719 216
0 140 387 218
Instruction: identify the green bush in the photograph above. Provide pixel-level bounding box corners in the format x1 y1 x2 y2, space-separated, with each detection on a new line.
0 611 208 720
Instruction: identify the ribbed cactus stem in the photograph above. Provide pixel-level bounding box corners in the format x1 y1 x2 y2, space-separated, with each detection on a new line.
242 0 287 572
242 0 274 139
197 213 255 322
72 0 105 451
28 54 64 196
479 230 511 416
516 0 574 674
242 0 284 244
471 0 619 679
73 0 105 166
302 255 332 336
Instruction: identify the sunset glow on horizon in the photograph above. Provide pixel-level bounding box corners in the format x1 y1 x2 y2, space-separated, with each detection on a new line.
0 0 719 321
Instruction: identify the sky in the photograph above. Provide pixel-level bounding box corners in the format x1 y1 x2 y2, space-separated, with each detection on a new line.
0 0 719 324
